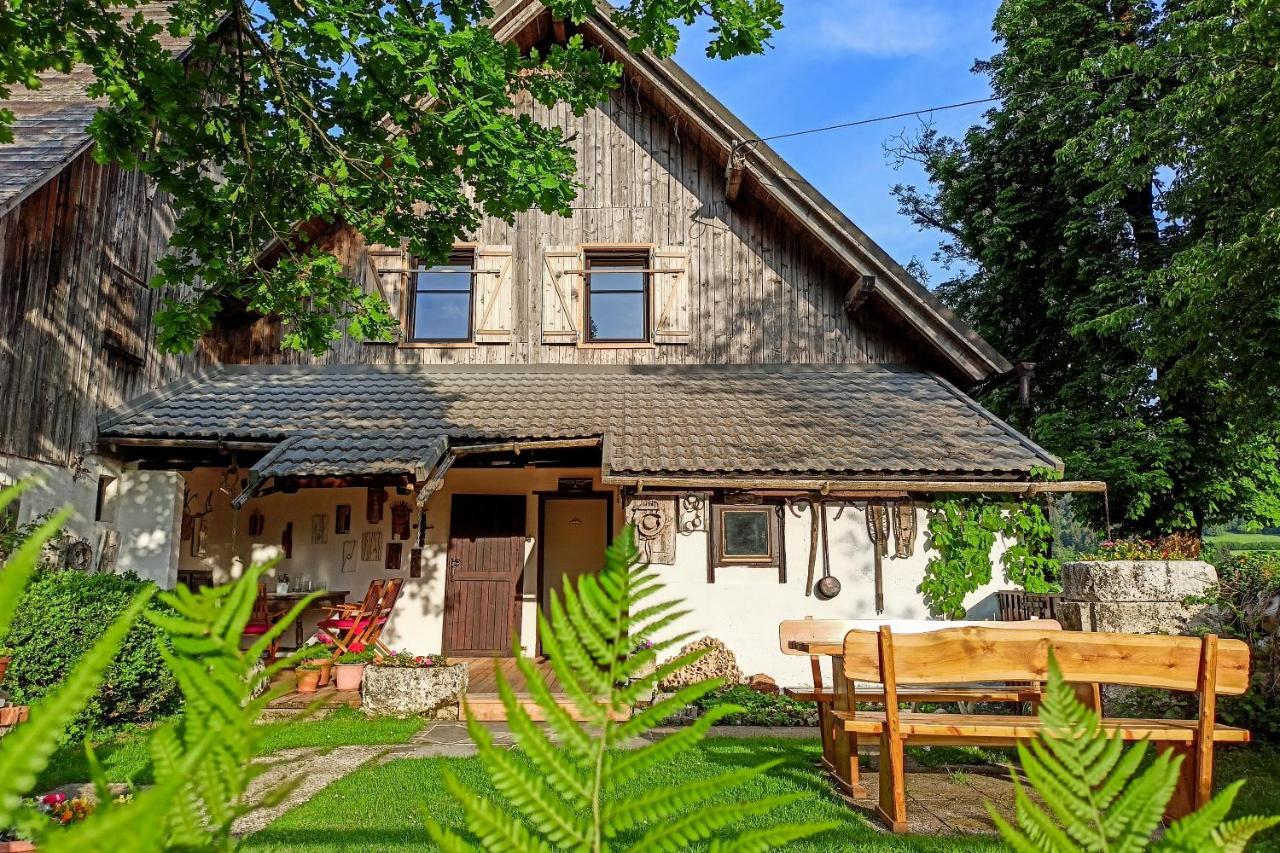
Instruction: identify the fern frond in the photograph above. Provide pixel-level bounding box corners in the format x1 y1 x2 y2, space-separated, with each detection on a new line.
1210 815 1280 853
609 679 726 745
710 820 843 853
0 587 151 827
603 762 780 834
512 653 595 760
438 769 555 853
623 793 806 852
606 702 744 785
497 670 593 807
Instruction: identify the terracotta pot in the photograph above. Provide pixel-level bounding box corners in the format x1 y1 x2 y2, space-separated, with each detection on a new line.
0 656 10 685
0 840 37 852
315 659 334 687
333 662 366 692
295 668 322 694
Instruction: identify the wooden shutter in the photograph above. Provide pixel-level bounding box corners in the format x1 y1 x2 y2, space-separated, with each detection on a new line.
541 247 582 344
368 246 409 341
652 247 691 344
473 245 514 343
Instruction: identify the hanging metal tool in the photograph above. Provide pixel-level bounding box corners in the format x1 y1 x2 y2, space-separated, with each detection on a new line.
815 500 841 598
787 497 819 597
866 502 891 613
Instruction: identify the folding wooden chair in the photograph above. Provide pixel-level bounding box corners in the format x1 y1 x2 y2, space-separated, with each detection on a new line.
317 579 385 658
362 578 404 657
243 584 282 660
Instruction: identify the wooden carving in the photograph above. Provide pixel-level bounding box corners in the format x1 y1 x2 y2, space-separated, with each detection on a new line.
311 513 328 544
341 541 357 573
628 497 676 565
361 531 382 562
366 487 388 524
390 500 411 541
335 504 351 535
385 542 403 572
892 501 917 558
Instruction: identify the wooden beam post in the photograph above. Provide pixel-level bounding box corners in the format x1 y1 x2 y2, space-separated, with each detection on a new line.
844 275 877 314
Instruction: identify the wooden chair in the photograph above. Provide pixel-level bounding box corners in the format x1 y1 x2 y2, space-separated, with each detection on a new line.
363 578 404 657
777 617 1061 780
317 579 384 658
833 626 1252 833
243 584 282 660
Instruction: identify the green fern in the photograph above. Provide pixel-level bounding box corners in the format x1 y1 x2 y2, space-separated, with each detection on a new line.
426 526 837 852
992 652 1280 852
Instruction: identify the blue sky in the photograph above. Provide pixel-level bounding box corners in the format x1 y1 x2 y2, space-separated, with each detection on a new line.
674 0 1001 285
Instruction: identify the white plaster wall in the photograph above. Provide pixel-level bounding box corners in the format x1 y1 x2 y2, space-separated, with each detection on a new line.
113 469 183 587
647 502 1012 686
0 453 118 547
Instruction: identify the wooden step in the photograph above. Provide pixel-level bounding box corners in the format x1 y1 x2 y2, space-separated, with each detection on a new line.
464 693 629 722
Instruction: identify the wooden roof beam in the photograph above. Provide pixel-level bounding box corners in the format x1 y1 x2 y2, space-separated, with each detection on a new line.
605 475 1108 496
845 275 877 314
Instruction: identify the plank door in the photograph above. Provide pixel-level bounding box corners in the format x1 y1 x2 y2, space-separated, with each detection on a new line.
443 495 527 656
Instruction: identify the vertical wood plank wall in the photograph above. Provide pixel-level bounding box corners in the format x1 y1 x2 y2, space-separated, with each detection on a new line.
0 154 206 468
223 77 917 369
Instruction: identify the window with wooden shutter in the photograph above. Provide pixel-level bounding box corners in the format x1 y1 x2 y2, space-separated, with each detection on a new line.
651 247 691 344
406 250 475 342
473 245 514 343
541 247 582 344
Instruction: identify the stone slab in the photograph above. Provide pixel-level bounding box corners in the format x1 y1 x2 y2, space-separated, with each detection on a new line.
1060 560 1217 603
362 664 468 718
1057 600 1211 634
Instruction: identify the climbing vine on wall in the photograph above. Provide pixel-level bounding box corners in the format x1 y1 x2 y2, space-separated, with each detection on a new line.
922 497 1059 618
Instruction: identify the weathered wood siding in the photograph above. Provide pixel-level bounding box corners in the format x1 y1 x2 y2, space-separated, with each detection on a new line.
0 152 204 467
222 78 916 368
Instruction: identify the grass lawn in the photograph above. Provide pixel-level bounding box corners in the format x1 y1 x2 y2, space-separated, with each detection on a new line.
1206 532 1280 552
241 737 1003 852
240 739 1280 852
34 708 426 790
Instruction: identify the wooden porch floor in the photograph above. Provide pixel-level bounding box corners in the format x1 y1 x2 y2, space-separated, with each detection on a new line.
264 658 622 721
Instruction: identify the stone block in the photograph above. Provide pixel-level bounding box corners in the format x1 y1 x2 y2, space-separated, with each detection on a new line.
362 663 468 718
659 637 742 692
1057 601 1211 634
1060 560 1217 603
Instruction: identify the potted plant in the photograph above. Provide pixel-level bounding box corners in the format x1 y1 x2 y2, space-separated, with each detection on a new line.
332 649 374 691
294 661 323 694
0 644 12 685
362 651 468 717
301 651 334 687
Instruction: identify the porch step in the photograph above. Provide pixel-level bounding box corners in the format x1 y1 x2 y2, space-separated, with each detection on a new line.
464 694 630 722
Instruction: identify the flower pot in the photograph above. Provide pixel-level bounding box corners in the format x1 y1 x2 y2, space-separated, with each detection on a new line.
315 659 334 687
333 662 366 692
0 656 10 685
0 840 37 852
294 668 322 694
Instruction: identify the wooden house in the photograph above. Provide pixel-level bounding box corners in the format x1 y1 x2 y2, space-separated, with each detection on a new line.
1 1 1092 680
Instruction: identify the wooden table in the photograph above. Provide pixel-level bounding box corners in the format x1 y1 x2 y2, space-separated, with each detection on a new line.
267 590 350 647
788 639 1043 798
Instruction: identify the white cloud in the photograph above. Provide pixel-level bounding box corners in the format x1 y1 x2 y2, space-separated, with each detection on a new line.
789 0 949 58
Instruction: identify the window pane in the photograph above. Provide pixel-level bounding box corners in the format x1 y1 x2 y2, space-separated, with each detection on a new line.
416 264 472 292
413 291 471 340
721 510 771 557
588 291 646 340
589 269 645 292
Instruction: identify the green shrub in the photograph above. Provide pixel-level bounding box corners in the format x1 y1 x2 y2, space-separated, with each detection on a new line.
690 685 818 726
1 570 181 735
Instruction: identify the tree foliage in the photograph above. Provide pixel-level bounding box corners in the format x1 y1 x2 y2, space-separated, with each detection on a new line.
426 527 836 851
993 652 1280 852
892 0 1280 535
0 0 782 354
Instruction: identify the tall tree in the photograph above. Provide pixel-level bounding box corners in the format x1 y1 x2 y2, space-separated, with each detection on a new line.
893 0 1280 535
0 0 783 353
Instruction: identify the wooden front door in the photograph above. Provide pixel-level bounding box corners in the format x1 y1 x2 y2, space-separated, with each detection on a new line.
443 495 527 656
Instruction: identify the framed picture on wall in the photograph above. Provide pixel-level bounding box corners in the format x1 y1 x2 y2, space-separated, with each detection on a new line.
341 541 357 573
311 514 328 544
335 505 351 535
385 542 402 572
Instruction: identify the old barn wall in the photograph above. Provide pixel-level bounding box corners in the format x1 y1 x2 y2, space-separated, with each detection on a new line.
222 79 919 369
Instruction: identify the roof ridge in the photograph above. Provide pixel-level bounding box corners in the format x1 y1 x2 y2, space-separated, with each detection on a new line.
926 370 1063 473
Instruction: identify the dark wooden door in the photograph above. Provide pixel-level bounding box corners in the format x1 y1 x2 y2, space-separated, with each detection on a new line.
443 495 527 656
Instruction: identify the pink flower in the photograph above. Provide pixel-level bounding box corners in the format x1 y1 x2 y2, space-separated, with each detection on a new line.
41 793 66 806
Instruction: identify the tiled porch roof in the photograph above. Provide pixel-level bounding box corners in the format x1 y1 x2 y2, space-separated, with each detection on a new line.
98 364 1060 480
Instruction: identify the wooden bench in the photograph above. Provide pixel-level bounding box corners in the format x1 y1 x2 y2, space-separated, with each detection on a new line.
778 618 1061 773
835 626 1251 832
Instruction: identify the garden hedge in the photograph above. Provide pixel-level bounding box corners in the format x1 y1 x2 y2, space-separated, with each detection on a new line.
1 570 181 735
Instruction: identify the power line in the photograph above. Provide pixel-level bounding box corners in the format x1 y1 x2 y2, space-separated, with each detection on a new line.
754 95 1001 143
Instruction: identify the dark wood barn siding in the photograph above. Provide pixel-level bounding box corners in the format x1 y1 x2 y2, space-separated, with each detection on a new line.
221 75 918 369
0 153 205 467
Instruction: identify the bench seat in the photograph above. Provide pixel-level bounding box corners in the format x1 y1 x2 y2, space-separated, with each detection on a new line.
832 709 1251 743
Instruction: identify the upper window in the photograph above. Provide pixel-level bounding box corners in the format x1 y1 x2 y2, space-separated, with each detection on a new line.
584 251 649 342
710 503 779 567
408 251 474 342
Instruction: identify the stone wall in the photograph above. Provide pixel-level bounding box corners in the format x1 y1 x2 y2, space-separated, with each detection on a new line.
1056 560 1218 634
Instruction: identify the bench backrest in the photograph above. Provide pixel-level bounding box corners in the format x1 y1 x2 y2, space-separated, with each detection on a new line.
842 627 1251 696
778 617 1061 655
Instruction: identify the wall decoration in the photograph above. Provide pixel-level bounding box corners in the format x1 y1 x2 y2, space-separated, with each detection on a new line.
366 487 388 524
361 531 382 562
311 513 328 544
390 500 412 541
678 493 705 534
385 542 403 572
892 500 917 559
182 486 213 554
341 540 357 573
248 507 265 537
193 519 207 558
335 504 351 535
627 497 676 564
409 548 423 579
558 477 593 493
96 530 120 574
282 521 294 559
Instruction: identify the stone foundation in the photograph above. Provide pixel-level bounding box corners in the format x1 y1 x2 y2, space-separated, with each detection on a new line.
362 664 468 718
1057 560 1217 634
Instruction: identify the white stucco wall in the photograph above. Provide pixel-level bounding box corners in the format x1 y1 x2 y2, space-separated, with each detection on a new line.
0 453 117 545
113 469 183 587
176 467 1020 684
